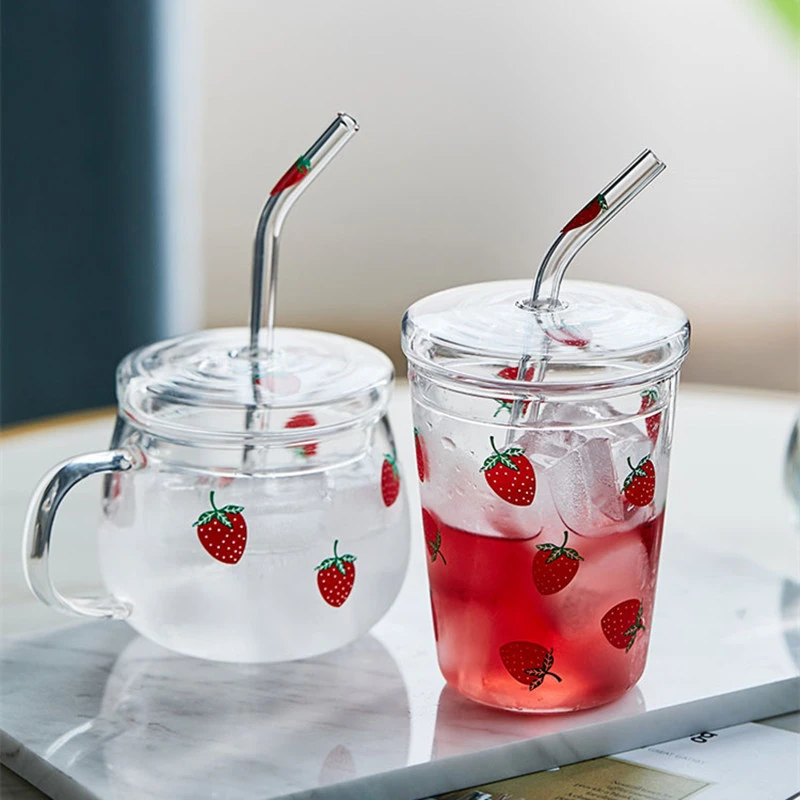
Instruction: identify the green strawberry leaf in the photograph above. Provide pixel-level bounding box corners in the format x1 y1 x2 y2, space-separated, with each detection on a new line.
340 554 356 563
315 557 336 571
623 624 639 636
528 672 546 691
564 548 584 561
335 559 347 576
215 512 233 528
192 510 217 527
497 453 520 471
543 649 554 672
494 400 512 418
536 543 557 552
220 505 244 514
546 550 563 564
597 193 608 210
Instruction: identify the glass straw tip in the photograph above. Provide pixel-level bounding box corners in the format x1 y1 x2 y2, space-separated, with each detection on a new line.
337 112 360 132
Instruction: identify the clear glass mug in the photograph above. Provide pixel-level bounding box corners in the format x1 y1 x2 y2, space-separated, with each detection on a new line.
403 280 690 712
23 328 410 663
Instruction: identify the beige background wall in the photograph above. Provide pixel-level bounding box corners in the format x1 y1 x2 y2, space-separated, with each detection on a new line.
197 0 799 390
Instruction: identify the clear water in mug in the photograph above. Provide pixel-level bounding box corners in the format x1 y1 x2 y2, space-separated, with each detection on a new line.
99 448 409 663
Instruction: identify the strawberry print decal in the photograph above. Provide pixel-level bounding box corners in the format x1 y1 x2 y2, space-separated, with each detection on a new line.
543 322 591 347
285 412 318 457
381 454 401 507
532 531 583 595
422 509 446 565
414 428 428 482
498 366 534 382
270 155 311 196
315 540 357 607
561 192 608 233
494 366 534 417
622 454 656 507
500 642 562 691
602 599 646 652
193 491 247 564
639 388 661 443
481 436 536 506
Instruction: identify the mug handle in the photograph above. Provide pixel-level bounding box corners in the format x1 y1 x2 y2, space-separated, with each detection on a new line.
23 448 143 620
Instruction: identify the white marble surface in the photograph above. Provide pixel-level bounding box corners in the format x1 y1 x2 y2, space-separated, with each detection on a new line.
1 384 798 800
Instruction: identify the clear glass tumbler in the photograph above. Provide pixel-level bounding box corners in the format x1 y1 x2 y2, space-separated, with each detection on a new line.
403 279 690 712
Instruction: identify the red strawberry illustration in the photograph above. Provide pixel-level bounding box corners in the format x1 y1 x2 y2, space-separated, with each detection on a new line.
318 744 356 786
270 155 311 196
639 388 662 442
561 192 608 233
414 428 428 482
532 530 583 595
622 454 656 507
494 366 535 417
192 491 247 564
422 509 446 565
285 411 318 457
315 540 357 607
497 366 535 382
544 323 591 347
381 454 401 507
602 599 646 651
500 642 562 691
480 436 536 506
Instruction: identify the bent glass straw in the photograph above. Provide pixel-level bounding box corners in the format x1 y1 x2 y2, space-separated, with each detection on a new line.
249 112 359 357
243 113 358 468
507 150 666 431
524 149 666 312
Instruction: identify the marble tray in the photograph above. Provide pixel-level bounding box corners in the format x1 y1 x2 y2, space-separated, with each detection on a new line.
2 525 798 800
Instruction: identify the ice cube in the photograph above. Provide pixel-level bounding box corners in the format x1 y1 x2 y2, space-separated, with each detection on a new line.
546 436 625 537
517 427 585 470
546 529 650 635
536 400 619 427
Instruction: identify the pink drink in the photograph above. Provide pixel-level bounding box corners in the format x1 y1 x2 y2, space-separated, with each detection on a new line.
413 388 671 712
423 508 664 712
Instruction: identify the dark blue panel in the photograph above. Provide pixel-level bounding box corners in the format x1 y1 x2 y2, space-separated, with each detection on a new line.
1 0 163 425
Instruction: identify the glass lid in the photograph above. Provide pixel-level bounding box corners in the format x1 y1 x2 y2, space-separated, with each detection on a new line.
118 328 394 443
402 279 690 392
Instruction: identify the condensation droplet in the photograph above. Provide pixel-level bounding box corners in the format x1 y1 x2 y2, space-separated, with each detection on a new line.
442 437 456 451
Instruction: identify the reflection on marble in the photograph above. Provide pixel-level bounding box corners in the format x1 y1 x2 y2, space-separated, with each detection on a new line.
431 685 646 761
1 624 410 800
2 530 799 800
